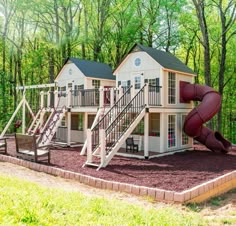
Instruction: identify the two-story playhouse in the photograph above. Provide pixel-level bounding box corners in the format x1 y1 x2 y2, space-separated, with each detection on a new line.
55 44 196 169
2 44 196 169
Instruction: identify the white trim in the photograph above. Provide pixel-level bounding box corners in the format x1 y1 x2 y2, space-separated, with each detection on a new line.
163 68 196 77
181 114 190 146
167 114 177 149
167 72 176 105
86 77 116 82
16 83 55 90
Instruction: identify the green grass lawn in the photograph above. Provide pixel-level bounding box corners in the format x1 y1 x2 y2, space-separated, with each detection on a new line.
0 175 226 226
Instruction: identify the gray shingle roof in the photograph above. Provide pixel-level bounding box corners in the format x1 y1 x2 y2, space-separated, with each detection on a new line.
132 44 195 75
68 58 115 80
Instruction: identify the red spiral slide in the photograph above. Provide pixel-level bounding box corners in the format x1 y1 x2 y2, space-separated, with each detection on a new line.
180 81 231 153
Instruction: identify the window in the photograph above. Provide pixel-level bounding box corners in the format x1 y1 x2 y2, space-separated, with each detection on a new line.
181 115 189 145
58 86 66 97
149 79 156 86
74 85 84 95
92 80 100 89
68 83 73 89
121 80 128 87
168 72 176 104
134 58 141 66
71 114 83 131
88 115 96 128
168 115 176 148
58 86 66 91
149 113 160 136
134 76 141 89
74 85 84 90
133 118 144 135
61 116 66 127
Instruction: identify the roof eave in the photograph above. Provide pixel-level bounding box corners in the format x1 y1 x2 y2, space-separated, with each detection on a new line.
162 68 196 77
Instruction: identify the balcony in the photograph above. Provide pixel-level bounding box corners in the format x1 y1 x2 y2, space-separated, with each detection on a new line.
41 85 162 110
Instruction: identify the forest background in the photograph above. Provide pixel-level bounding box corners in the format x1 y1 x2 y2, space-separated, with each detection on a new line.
0 0 235 142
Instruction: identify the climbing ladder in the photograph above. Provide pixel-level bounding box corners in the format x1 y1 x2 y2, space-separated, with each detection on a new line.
27 108 46 135
37 106 66 147
84 84 147 169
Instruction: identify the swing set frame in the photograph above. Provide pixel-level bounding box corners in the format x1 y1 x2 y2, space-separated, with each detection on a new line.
0 83 55 138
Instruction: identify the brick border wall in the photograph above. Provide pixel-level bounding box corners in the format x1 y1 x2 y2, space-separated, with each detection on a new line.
1 154 235 203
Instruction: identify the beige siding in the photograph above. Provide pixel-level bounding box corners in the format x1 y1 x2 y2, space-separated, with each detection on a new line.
86 78 115 89
162 70 193 109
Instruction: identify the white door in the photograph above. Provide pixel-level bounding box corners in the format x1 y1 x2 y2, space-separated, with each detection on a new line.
132 73 144 95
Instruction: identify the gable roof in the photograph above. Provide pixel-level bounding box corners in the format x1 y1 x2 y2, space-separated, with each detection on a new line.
127 44 195 75
66 58 115 80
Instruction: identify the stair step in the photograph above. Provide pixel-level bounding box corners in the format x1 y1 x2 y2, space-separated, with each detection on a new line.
83 162 100 168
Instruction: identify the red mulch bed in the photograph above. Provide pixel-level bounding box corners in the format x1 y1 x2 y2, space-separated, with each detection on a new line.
5 138 236 192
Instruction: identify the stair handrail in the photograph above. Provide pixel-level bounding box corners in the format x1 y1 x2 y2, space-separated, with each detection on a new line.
104 84 146 151
90 86 132 152
94 86 132 129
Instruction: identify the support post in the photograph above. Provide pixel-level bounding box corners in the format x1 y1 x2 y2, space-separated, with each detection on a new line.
40 91 44 109
80 109 102 155
0 99 24 137
22 90 26 134
25 99 35 119
54 90 58 108
144 84 149 107
47 91 50 108
100 129 106 166
99 86 104 108
84 112 88 140
159 113 165 153
110 88 114 107
67 88 72 146
118 85 123 99
144 112 149 158
87 129 92 163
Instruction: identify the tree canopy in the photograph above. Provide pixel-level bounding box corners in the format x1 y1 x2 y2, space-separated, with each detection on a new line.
0 0 235 140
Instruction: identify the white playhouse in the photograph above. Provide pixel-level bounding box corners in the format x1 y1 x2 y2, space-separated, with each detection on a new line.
1 44 196 169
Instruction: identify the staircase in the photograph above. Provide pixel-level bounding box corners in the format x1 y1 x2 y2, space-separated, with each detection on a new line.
84 84 147 169
37 106 66 147
27 108 46 135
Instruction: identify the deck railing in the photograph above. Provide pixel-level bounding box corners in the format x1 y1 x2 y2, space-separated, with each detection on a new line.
51 85 161 109
71 89 100 107
148 85 162 106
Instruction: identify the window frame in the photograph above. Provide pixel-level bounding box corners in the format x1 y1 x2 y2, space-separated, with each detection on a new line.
181 114 189 146
134 76 141 90
168 72 176 104
92 80 100 89
167 114 177 148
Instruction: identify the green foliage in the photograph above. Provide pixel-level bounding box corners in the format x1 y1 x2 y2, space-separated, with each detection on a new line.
0 0 235 139
0 175 206 225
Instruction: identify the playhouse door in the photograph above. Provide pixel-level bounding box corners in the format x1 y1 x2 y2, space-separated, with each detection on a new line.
132 73 144 95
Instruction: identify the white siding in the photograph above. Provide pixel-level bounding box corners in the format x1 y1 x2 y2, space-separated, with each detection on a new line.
55 63 85 87
114 52 162 87
55 62 115 89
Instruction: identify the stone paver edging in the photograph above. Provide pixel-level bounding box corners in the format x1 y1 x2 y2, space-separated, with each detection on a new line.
1 154 235 203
